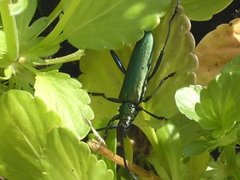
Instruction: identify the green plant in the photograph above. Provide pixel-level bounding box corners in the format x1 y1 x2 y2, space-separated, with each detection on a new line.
0 0 238 179
175 56 240 179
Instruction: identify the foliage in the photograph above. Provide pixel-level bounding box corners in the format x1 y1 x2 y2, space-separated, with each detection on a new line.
0 0 238 180
181 0 234 21
176 55 240 179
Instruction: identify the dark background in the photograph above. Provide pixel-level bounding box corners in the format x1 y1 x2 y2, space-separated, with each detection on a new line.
191 0 240 44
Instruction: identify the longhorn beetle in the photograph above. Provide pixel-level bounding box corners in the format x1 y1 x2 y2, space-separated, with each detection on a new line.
89 0 179 177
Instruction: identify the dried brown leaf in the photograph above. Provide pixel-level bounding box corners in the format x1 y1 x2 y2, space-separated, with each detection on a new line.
195 18 240 85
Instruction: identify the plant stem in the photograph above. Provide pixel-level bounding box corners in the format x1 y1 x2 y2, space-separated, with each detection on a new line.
32 49 84 65
34 0 63 38
34 0 81 48
20 62 39 75
0 0 19 63
88 140 161 180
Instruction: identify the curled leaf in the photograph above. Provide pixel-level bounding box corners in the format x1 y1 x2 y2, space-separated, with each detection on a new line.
195 18 240 85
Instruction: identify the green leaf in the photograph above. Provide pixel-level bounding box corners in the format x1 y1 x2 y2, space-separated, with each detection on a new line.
8 63 35 93
79 50 119 176
148 122 183 180
16 0 37 33
16 0 59 58
79 49 123 128
222 55 240 73
41 127 114 180
0 90 61 179
196 72 240 138
182 0 233 21
0 90 112 179
183 140 212 156
22 37 60 59
147 114 203 179
184 152 209 180
175 85 202 121
34 70 93 139
63 0 171 50
203 145 240 179
169 113 203 148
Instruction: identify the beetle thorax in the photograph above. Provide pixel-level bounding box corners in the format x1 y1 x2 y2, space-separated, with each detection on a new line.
118 102 138 120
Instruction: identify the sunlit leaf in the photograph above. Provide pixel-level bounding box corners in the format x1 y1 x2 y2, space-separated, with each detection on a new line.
147 113 203 179
196 72 240 138
148 122 183 180
170 113 203 148
0 90 113 179
63 0 171 50
78 44 122 175
41 127 114 180
182 0 233 21
35 70 93 139
0 90 61 179
79 49 128 128
175 85 202 121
